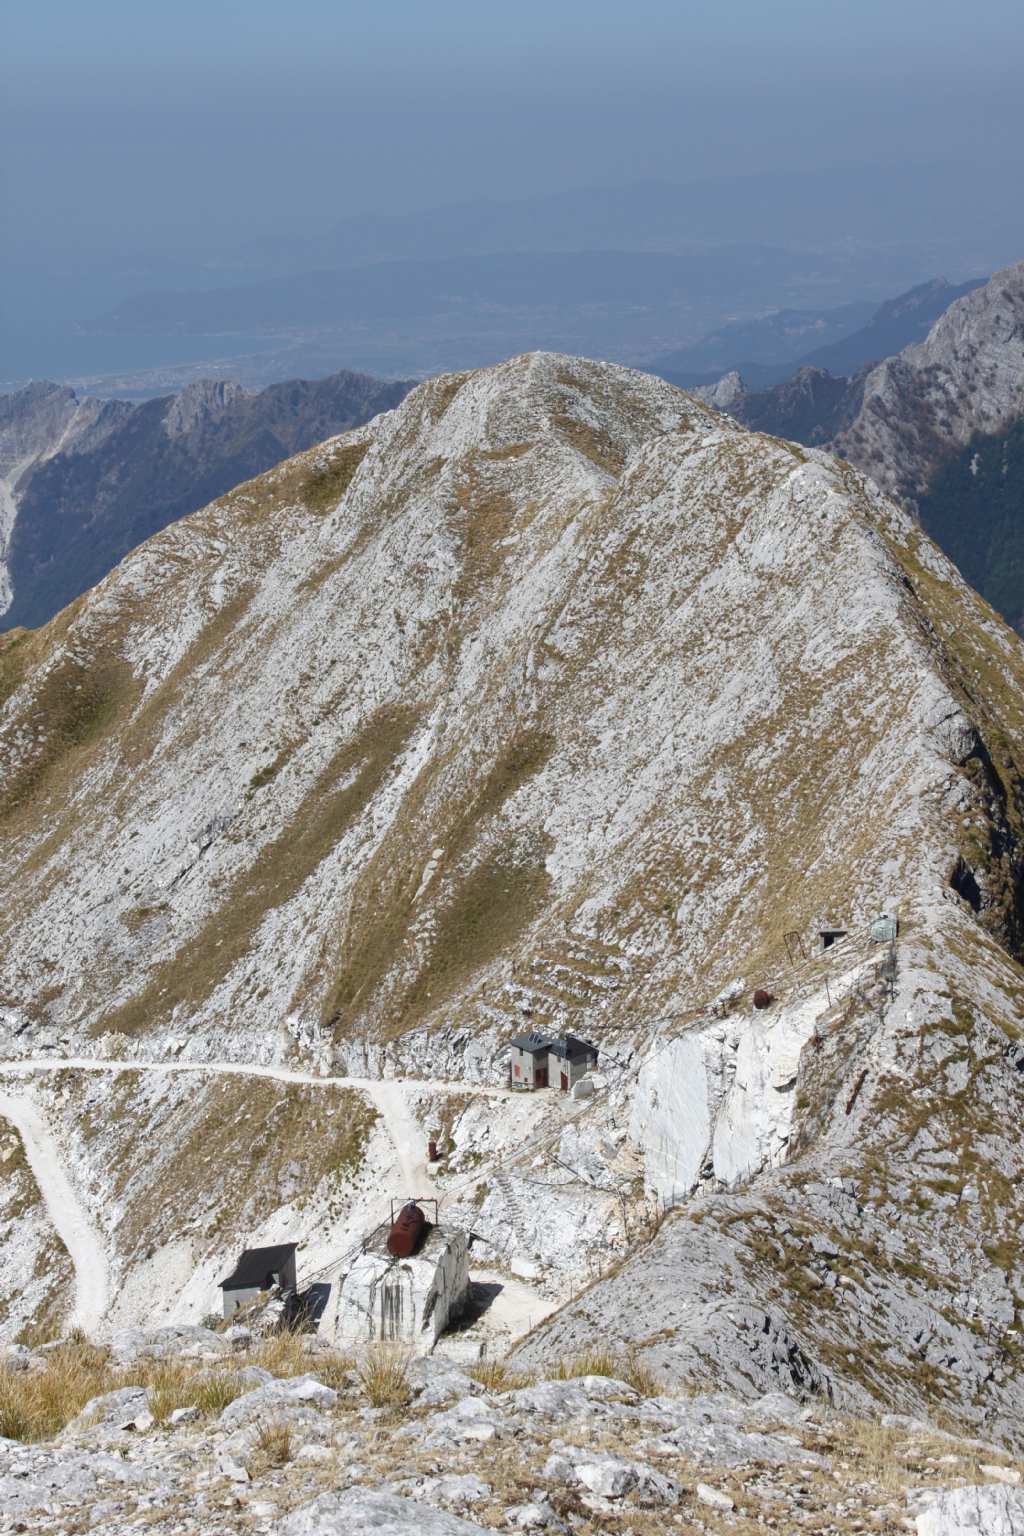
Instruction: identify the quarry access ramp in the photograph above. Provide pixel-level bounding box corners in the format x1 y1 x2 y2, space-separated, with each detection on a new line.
0 1089 110 1333
0 1055 517 1335
0 1055 515 1099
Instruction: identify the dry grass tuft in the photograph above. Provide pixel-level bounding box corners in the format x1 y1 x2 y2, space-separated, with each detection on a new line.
189 1368 250 1419
0 1371 33 1442
146 1361 194 1426
622 1351 663 1398
552 1348 624 1381
145 1360 246 1424
0 1339 255 1442
469 1357 535 1393
246 1417 294 1477
246 1331 308 1379
304 1351 355 1391
0 1339 114 1441
356 1345 412 1408
546 1348 662 1395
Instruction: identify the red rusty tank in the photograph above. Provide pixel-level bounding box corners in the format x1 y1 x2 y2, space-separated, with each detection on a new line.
753 988 774 1010
387 1202 427 1258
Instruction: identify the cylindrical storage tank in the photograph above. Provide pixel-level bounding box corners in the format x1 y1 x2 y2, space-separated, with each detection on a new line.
753 988 774 1010
387 1202 427 1258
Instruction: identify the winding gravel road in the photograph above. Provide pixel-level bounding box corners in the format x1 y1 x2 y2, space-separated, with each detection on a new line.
0 1090 110 1332
0 1055 511 1331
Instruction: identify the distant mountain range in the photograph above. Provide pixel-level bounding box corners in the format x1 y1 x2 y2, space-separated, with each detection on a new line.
0 371 410 631
4 265 1022 639
651 277 985 389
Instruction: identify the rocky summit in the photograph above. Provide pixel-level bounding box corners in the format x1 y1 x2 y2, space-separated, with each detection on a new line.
2 351 1024 1525
834 260 1024 503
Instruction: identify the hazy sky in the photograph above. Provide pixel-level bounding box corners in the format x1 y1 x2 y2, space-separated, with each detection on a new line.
7 0 1024 114
3 0 1023 327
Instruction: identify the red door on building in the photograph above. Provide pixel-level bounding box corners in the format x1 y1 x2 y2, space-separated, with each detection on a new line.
535 1066 547 1088
560 1070 568 1092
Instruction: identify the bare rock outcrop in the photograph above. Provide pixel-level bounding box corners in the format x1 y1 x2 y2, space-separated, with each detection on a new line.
834 260 1024 500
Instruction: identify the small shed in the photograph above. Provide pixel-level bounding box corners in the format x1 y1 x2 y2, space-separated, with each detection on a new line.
548 1033 599 1092
509 1030 553 1088
219 1242 298 1319
870 912 898 943
819 926 848 952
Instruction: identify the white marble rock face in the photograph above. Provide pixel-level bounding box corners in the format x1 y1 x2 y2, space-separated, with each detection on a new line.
331 1231 470 1351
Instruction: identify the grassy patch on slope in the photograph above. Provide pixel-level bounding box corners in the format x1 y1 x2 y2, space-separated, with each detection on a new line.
96 705 418 1037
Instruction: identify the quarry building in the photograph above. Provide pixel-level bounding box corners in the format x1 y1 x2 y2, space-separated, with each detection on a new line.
508 1031 599 1091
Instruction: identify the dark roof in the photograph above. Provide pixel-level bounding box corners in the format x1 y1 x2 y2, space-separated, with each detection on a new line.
509 1030 554 1054
510 1031 598 1060
220 1242 297 1289
550 1034 599 1062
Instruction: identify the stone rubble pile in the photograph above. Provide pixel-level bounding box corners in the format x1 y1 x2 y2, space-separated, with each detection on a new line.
2 1334 1024 1535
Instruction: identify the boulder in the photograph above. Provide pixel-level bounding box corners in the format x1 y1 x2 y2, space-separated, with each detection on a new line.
398 1473 493 1508
109 1326 227 1364
505 1377 638 1416
423 1395 506 1446
408 1358 478 1406
63 1387 152 1436
281 1489 496 1534
219 1373 338 1429
912 1484 1024 1534
696 1483 735 1512
0 1444 151 1516
0 1345 38 1374
507 1503 560 1530
574 1455 679 1505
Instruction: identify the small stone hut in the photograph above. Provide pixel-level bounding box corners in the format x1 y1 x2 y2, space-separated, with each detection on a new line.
219 1242 297 1319
509 1031 598 1091
509 1030 552 1088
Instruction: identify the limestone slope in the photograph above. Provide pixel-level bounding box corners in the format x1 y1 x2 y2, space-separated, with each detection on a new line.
0 370 411 630
2 354 1024 1430
3 352 1021 1058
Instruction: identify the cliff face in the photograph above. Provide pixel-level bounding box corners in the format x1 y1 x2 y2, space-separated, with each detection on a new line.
2 353 1024 1435
722 365 862 446
833 261 1024 501
0 369 411 631
0 383 117 612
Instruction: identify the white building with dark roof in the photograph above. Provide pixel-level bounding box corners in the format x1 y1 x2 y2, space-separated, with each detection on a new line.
508 1031 598 1091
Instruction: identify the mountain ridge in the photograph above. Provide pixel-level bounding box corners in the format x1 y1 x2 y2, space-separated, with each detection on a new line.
2 352 1024 1438
693 261 1024 633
